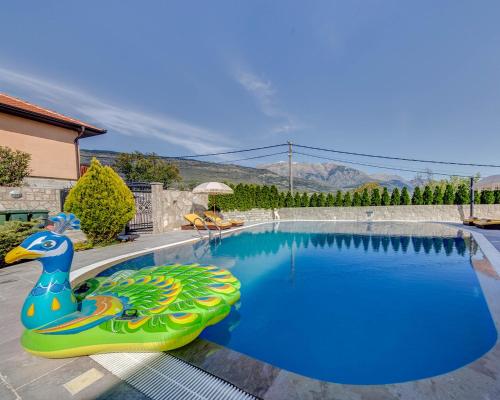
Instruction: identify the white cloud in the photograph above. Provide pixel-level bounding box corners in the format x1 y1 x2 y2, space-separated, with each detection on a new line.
233 68 300 134
0 66 232 154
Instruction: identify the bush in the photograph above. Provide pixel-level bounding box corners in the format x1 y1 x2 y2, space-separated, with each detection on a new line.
454 184 470 204
317 193 326 207
0 221 41 267
335 191 343 207
422 185 433 205
0 146 31 186
480 190 495 204
390 188 400 205
381 188 390 206
284 191 295 207
309 193 318 207
412 187 423 205
361 188 370 206
371 188 381 206
401 187 411 205
433 186 444 205
301 192 309 207
326 193 335 207
443 184 455 204
352 191 362 206
343 192 352 207
64 158 136 245
495 190 500 204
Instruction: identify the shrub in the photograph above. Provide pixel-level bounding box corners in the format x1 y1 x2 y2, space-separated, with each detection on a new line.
0 146 31 186
443 184 455 204
301 192 309 207
317 193 326 207
335 191 343 207
294 192 302 207
454 184 470 204
352 191 362 206
309 193 318 207
361 188 370 206
343 191 352 207
0 221 41 267
412 187 423 205
400 187 411 205
390 188 400 205
422 185 433 205
284 191 295 207
495 190 500 204
480 190 495 204
381 188 390 206
114 151 181 188
371 188 381 206
278 192 286 208
326 193 335 207
64 158 136 245
433 186 444 205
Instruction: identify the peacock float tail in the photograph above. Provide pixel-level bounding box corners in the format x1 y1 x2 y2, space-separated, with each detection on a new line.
4 213 241 358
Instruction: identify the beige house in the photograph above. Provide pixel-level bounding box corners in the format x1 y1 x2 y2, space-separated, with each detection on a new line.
0 93 106 188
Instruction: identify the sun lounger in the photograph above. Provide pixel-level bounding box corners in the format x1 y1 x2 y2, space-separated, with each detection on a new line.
473 219 500 229
183 213 232 230
204 211 244 227
463 217 479 226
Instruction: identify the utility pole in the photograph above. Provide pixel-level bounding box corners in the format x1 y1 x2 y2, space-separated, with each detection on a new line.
288 141 293 195
469 176 475 218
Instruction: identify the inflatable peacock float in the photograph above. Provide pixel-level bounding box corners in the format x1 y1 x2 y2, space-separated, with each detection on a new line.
5 213 241 358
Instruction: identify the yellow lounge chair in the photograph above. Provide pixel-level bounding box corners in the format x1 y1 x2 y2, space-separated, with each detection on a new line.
473 219 500 230
463 217 479 226
204 211 244 227
183 213 232 230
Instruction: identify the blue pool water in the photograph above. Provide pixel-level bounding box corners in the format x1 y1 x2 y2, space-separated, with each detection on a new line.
99 222 497 384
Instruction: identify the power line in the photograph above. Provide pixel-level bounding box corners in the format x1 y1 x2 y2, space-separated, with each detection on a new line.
294 144 500 168
170 143 287 159
219 151 289 164
294 151 471 178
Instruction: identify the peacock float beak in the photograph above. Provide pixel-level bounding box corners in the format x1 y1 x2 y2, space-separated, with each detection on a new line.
4 246 42 264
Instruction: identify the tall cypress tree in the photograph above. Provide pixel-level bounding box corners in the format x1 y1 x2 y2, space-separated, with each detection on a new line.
301 192 309 207
294 192 301 207
390 188 400 205
343 191 352 207
422 185 433 205
278 192 286 208
361 188 370 206
371 188 381 206
495 190 500 204
335 190 343 207
309 193 318 207
401 187 411 205
454 184 470 204
270 185 279 209
432 186 444 205
352 191 362 206
317 193 326 207
480 190 495 204
326 193 335 206
284 191 295 207
412 187 423 205
443 184 455 204
381 187 390 206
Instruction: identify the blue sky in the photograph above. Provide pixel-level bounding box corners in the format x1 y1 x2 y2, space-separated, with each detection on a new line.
1 1 499 178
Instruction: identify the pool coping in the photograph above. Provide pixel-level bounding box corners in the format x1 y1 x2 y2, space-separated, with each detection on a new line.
70 221 500 400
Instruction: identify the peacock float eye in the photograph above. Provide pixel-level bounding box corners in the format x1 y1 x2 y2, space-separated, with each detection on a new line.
42 240 56 249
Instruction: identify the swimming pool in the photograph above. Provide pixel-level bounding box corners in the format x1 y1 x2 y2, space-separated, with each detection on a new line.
98 222 497 385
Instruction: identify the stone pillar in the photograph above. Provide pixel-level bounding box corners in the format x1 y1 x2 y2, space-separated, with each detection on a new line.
151 182 164 234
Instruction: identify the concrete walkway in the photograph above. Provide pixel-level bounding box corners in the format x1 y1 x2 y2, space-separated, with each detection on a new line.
0 230 202 400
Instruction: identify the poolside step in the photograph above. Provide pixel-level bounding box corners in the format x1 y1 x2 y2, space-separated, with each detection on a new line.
90 352 257 400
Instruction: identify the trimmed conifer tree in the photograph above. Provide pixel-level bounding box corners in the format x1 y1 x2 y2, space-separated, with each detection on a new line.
371 188 381 206
317 193 326 207
480 190 495 204
301 192 309 207
335 191 343 207
343 191 352 207
361 188 370 206
432 186 444 205
284 191 295 207
400 187 411 205
352 191 362 206
495 190 500 204
294 192 301 207
381 187 390 206
326 193 335 207
270 185 279 208
422 185 433 205
64 158 136 245
443 184 455 205
278 192 286 208
309 193 318 207
412 187 423 205
454 184 470 204
390 188 400 205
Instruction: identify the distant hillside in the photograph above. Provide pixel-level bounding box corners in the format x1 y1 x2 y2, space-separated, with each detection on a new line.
476 175 500 190
81 149 334 192
259 161 412 190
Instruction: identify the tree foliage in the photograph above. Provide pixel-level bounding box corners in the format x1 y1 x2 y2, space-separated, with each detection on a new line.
401 187 411 205
454 184 470 205
0 146 31 187
64 158 136 245
443 184 455 204
371 188 381 206
412 187 423 205
390 188 400 205
114 151 181 188
422 185 433 205
381 188 390 206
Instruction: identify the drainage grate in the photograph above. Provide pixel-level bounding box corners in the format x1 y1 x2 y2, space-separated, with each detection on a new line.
91 352 257 400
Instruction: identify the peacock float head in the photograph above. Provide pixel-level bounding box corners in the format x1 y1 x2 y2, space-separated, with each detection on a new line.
5 213 80 272
5 213 81 330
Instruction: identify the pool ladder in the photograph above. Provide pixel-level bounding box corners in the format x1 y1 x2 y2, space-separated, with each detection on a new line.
191 215 222 242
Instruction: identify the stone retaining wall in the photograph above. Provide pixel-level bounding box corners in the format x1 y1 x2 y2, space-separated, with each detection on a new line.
0 186 61 213
222 204 500 223
152 183 208 233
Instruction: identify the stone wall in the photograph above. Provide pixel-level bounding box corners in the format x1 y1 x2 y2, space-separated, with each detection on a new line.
0 186 61 213
151 183 208 233
222 204 500 223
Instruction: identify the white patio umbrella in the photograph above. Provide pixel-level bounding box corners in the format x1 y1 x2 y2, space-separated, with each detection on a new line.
192 182 233 212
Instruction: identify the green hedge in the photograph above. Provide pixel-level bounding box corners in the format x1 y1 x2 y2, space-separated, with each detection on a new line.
209 183 500 211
